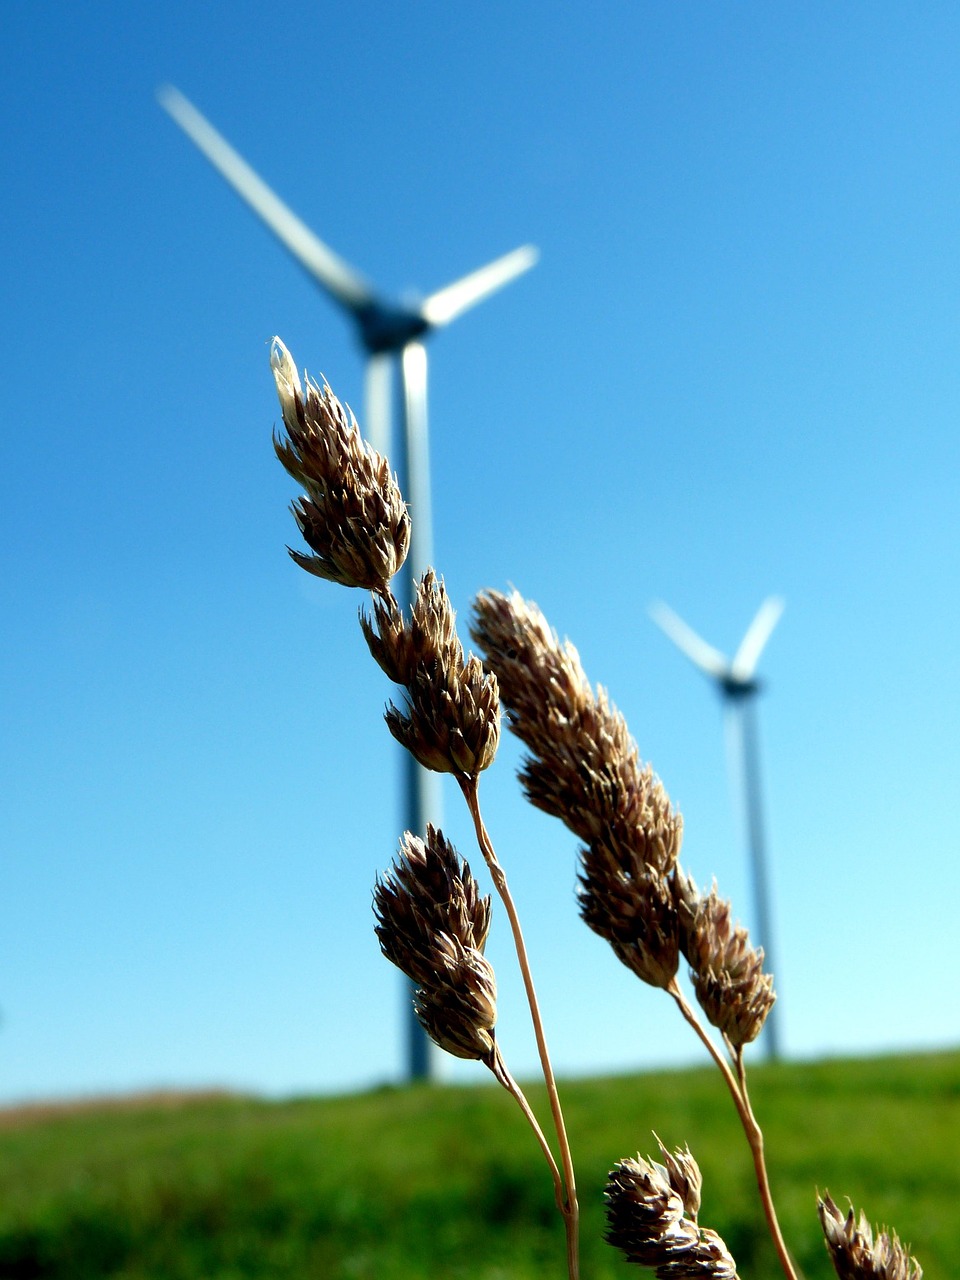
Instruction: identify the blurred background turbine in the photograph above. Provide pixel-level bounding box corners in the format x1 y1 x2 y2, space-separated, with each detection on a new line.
650 598 785 1060
158 84 538 1081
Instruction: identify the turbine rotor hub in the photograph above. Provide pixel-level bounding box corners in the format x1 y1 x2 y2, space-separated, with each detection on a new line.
357 303 431 354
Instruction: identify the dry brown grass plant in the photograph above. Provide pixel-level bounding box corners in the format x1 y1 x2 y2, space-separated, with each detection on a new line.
270 337 923 1280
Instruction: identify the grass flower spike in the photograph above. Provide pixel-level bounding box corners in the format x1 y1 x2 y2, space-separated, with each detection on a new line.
373 825 492 984
364 570 501 779
472 585 795 1280
374 827 497 1065
655 1136 702 1221
818 1194 923 1280
471 589 683 872
579 849 682 990
605 1147 739 1278
373 823 570 1228
271 338 410 593
412 942 499 1062
471 592 684 986
682 881 776 1049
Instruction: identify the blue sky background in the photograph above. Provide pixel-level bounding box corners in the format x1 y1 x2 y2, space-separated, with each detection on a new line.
2 2 958 1105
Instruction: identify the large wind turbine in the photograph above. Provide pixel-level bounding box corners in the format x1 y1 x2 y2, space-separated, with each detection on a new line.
650 598 785 1061
158 86 538 1081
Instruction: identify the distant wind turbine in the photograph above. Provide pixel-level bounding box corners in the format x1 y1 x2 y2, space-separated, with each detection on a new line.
158 85 538 1081
650 598 785 1061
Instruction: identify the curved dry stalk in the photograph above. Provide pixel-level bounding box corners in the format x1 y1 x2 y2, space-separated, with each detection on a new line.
460 774 580 1280
668 978 798 1280
489 1043 565 1213
732 1045 801 1280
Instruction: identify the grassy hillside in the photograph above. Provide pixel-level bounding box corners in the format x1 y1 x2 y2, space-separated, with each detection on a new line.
0 1050 956 1279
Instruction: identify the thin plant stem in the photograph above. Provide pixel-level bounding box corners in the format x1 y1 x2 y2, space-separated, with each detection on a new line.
460 774 580 1280
489 1043 565 1214
733 1045 801 1280
668 979 798 1280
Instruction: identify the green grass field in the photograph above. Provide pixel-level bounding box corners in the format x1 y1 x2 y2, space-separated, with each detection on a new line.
1 1049 956 1279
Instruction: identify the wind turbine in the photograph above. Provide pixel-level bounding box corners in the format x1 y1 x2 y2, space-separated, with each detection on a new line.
158 85 538 1081
650 598 785 1061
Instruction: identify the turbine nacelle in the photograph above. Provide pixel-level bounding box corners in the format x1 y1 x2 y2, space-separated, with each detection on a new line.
355 301 431 355
719 673 763 700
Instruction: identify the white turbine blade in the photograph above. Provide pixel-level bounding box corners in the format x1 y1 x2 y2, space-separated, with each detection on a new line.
418 245 539 328
731 597 785 682
157 85 373 312
649 602 729 679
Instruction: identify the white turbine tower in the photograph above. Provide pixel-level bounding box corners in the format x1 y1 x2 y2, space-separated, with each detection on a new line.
650 598 785 1061
158 85 538 1081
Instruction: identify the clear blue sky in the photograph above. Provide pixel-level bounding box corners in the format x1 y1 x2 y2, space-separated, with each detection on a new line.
2 2 958 1105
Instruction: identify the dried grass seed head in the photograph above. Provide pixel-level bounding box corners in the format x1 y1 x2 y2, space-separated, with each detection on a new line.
605 1152 738 1279
605 1155 691 1264
381 573 500 778
373 829 498 1064
470 587 593 750
386 654 501 778
414 940 498 1063
818 1194 922 1280
361 569 462 686
673 867 702 941
683 881 776 1048
408 568 463 667
271 338 410 593
578 852 681 989
471 588 683 874
359 592 412 685
655 1136 703 1222
656 1230 739 1280
373 826 492 987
